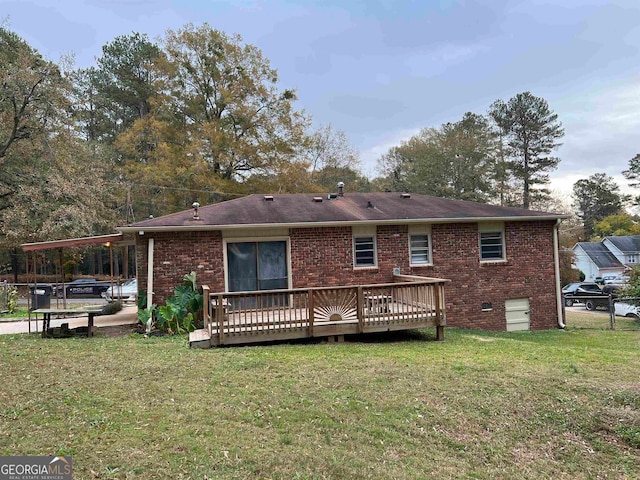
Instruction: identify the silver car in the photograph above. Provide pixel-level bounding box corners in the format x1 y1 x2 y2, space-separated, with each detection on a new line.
103 279 138 302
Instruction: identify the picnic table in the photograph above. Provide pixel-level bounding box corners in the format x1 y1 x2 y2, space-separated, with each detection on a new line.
32 306 103 338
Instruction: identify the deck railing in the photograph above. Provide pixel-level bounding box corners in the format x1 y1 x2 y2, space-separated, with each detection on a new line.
203 275 448 345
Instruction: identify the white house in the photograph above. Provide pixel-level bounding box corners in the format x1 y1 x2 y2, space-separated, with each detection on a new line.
602 236 640 267
572 242 625 281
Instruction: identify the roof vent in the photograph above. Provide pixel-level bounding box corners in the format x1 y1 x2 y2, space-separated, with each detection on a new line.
264 195 274 201
313 196 323 203
401 193 411 199
337 181 345 197
192 201 200 220
367 201 374 209
327 193 338 199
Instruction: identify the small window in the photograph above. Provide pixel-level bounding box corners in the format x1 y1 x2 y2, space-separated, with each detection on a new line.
354 235 376 267
410 234 431 265
480 231 504 261
629 255 637 264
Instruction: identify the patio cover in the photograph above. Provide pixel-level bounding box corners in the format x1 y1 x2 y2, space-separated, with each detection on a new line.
21 233 129 252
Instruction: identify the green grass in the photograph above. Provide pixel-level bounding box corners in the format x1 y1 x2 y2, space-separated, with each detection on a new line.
0 306 29 319
0 321 638 479
566 308 640 331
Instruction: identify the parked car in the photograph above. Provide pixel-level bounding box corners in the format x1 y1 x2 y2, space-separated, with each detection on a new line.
103 278 137 302
605 274 630 286
614 301 640 319
562 282 602 307
55 278 111 298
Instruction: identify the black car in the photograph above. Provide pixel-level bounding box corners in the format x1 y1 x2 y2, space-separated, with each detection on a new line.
562 282 609 309
54 278 112 298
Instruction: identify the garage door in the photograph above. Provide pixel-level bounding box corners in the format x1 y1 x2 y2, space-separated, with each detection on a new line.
505 298 530 331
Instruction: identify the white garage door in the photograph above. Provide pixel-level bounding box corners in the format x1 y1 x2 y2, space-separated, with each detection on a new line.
505 298 530 331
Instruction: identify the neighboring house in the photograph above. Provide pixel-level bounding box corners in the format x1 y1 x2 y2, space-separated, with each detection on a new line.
602 236 640 268
572 242 625 282
118 191 567 337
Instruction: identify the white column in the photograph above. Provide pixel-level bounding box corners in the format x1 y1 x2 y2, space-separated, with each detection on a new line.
147 237 154 307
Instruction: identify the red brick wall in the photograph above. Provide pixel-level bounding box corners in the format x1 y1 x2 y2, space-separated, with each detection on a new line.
136 220 560 330
409 221 558 330
136 231 224 306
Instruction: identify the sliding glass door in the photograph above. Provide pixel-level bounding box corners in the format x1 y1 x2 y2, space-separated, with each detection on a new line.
227 241 288 293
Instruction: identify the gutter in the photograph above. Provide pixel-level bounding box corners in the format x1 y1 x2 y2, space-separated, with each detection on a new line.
553 218 566 329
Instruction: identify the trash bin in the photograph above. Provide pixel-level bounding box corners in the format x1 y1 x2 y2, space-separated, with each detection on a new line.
29 284 52 310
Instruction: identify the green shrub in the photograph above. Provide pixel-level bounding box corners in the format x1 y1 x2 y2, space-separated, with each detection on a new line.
0 282 18 313
101 301 123 316
157 272 203 335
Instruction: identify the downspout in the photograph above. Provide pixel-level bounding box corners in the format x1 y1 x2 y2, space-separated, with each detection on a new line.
553 219 565 329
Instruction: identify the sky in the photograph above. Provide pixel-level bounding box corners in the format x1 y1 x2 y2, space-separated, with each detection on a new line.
2 0 640 202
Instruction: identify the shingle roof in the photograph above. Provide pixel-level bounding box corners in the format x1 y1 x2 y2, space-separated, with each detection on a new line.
120 192 566 231
604 236 640 253
576 242 625 269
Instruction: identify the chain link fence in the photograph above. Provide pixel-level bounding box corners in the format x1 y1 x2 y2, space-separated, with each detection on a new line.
563 294 640 331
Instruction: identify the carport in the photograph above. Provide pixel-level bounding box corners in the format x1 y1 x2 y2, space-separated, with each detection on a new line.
20 233 135 332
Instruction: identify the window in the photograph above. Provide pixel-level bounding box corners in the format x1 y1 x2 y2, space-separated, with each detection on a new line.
628 255 637 264
354 235 377 267
227 241 288 292
410 234 431 265
479 231 505 261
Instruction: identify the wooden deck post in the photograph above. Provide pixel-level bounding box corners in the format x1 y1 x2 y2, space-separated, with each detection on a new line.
217 293 225 345
202 285 210 333
435 283 444 341
308 289 314 337
357 286 364 333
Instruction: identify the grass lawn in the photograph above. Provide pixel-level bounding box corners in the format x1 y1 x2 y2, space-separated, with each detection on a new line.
0 314 638 479
0 306 29 319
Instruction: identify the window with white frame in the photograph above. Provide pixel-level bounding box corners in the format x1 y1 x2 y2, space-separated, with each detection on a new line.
354 235 376 267
479 223 505 261
628 254 637 264
409 225 432 265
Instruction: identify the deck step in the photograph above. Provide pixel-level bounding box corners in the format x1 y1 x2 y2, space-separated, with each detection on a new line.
189 328 212 349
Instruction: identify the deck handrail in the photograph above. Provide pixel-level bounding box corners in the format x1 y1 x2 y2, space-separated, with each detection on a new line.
208 278 448 298
393 273 451 283
205 276 448 345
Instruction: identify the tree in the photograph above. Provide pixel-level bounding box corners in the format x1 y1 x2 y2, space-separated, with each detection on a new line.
113 24 309 215
622 265 640 300
0 27 67 214
377 112 498 201
73 33 162 145
305 124 359 175
2 130 116 246
0 27 115 252
572 173 627 240
301 124 367 193
156 23 308 180
622 153 640 204
593 213 640 238
489 92 564 209
559 248 580 287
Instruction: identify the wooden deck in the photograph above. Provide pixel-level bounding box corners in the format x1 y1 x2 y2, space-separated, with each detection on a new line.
189 275 447 348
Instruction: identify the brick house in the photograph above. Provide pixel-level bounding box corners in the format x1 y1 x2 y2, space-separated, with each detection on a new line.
118 191 567 333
